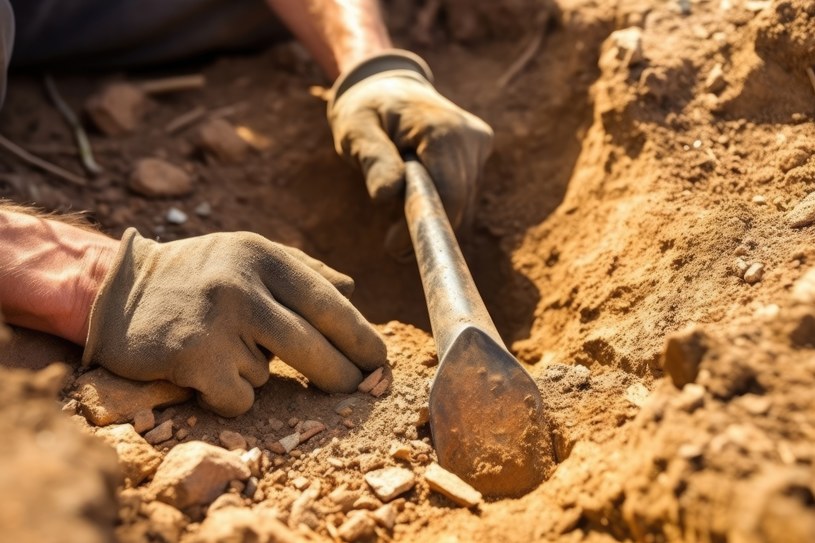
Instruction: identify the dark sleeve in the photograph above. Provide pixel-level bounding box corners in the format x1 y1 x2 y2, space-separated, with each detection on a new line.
0 0 13 108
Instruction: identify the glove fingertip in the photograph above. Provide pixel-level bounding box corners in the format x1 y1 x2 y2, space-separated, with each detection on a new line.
365 158 405 202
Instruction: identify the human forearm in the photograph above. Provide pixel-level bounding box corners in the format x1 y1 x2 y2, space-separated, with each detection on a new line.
266 0 392 79
0 206 118 344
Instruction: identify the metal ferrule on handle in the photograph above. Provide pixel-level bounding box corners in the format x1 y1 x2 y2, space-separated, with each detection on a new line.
403 160 504 359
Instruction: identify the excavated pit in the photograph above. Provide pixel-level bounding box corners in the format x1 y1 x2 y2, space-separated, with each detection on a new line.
1 1 815 541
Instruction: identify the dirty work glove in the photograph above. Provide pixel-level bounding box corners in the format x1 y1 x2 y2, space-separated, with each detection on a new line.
327 49 494 258
82 228 387 417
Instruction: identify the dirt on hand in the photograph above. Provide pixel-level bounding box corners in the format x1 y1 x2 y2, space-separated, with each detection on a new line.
1 0 815 541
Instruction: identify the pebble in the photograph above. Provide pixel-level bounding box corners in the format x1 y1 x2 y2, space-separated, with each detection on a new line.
166 207 188 225
328 485 362 512
389 441 412 461
75 368 191 427
334 397 358 416
739 393 771 415
145 420 174 445
132 409 155 434
424 463 482 508
675 383 706 412
786 192 815 228
219 430 247 451
705 63 726 93
370 377 391 397
299 420 326 443
129 158 193 198
244 477 260 500
353 495 383 510
288 417 300 428
61 399 79 415
751 195 766 205
364 467 416 502
194 201 212 217
96 424 162 485
175 428 189 441
337 512 376 542
743 262 765 284
357 367 384 393
291 476 310 490
342 418 355 428
149 441 251 508
85 83 148 136
624 383 650 407
187 416 198 428
372 503 397 530
241 448 263 477
196 118 250 163
600 27 643 71
268 417 285 431
279 432 301 453
792 268 815 304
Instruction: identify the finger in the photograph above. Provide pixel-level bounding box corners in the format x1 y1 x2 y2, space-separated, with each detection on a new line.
194 361 256 418
252 300 364 393
417 132 473 229
257 244 388 371
279 245 355 299
340 110 406 201
238 336 272 388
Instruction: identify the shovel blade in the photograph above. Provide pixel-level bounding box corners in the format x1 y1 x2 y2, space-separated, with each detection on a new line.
429 326 554 498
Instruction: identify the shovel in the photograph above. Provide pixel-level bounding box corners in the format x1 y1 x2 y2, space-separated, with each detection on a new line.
403 159 554 498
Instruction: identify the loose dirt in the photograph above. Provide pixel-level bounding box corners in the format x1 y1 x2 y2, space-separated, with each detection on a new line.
1 0 814 542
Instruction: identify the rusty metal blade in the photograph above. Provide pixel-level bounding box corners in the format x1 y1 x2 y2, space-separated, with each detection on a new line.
403 159 554 497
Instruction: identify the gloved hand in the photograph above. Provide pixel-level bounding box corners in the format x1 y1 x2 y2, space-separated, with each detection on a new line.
327 49 494 258
82 228 387 417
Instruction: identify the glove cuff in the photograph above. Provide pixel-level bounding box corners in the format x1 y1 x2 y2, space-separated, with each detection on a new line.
81 227 141 366
329 49 434 108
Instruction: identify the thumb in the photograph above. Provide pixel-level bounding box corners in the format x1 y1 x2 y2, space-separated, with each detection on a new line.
341 110 405 202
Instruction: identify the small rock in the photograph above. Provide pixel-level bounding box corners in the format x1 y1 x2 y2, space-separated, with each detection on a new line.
145 420 174 445
752 195 767 205
228 480 245 493
166 207 188 225
744 263 765 284
85 83 148 136
599 27 643 71
342 418 355 428
372 503 397 530
661 326 708 388
194 201 212 217
370 377 391 398
792 268 815 305
241 448 263 478
334 397 358 416
705 63 726 93
268 417 285 431
61 399 79 415
129 158 193 198
353 495 383 510
96 424 162 485
132 409 155 434
624 383 650 407
244 476 259 499
328 485 362 512
364 467 416 502
150 441 251 509
786 192 815 228
196 118 250 163
424 463 482 508
76 369 191 426
389 441 412 461
291 476 310 490
219 430 247 451
675 383 706 412
358 367 384 393
266 439 286 455
739 393 771 415
187 416 198 427
176 428 190 441
287 417 300 428
338 511 376 542
299 420 326 443
279 432 300 453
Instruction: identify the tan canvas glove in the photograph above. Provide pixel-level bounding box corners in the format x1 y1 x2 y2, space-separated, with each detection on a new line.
327 49 494 258
82 228 387 417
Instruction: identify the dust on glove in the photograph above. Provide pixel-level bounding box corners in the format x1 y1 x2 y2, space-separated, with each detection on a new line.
327 49 494 258
82 228 387 417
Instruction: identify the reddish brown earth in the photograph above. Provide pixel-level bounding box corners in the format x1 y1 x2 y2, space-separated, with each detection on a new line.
1 0 814 541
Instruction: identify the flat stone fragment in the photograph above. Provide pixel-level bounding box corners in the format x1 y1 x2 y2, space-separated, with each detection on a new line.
372 503 397 529
364 467 415 502
370 377 391 397
76 368 192 426
219 430 247 451
85 83 147 136
129 158 194 198
196 118 250 163
145 420 174 445
357 367 384 393
338 512 376 542
96 423 162 485
424 462 483 508
743 263 765 285
787 192 815 228
279 432 301 453
132 409 155 434
150 441 250 509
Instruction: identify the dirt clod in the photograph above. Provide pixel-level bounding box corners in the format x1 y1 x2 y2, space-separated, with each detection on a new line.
424 462 483 508
96 423 161 486
219 430 247 451
129 158 194 198
196 118 250 163
85 83 148 136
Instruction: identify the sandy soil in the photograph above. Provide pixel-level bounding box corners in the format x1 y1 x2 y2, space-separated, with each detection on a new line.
1 0 814 541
